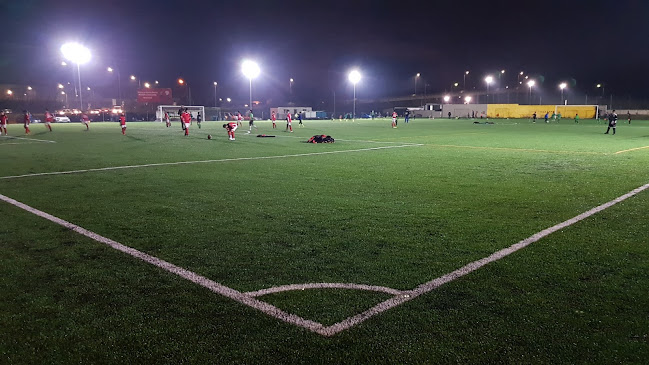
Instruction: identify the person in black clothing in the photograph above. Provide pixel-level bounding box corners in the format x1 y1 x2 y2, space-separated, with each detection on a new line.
178 106 185 130
628 111 631 124
605 110 618 135
448 111 452 119
532 112 537 123
404 110 410 124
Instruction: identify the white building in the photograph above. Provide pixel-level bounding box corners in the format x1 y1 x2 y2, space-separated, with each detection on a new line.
270 106 314 119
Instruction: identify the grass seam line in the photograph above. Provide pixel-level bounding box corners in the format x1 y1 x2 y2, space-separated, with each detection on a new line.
0 193 328 335
0 144 423 180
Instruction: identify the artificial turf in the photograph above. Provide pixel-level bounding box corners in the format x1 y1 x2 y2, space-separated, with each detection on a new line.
1 118 648 363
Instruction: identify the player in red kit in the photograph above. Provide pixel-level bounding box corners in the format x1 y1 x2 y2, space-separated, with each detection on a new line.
23 110 31 134
236 111 242 127
181 110 191 136
391 111 398 128
286 112 293 132
81 112 90 130
119 113 126 135
271 111 277 129
223 121 238 140
44 109 54 132
0 110 8 135
164 111 171 127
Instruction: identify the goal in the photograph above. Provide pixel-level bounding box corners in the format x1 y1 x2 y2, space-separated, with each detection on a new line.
156 105 205 122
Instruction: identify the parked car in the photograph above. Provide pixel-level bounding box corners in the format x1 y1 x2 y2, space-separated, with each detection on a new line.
54 116 71 123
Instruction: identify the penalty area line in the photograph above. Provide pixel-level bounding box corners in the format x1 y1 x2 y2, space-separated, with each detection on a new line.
0 135 56 143
0 144 422 180
318 181 649 336
0 193 327 335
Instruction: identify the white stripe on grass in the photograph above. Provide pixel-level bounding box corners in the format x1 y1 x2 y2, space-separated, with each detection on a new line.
614 145 649 154
0 135 56 143
0 144 423 180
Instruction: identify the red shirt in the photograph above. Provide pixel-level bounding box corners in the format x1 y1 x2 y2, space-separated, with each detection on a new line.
287 113 292 122
181 112 191 123
164 112 169 120
119 116 126 125
392 112 397 118
0 115 7 124
24 114 30 125
45 112 53 122
227 122 237 129
237 113 242 121
82 114 90 122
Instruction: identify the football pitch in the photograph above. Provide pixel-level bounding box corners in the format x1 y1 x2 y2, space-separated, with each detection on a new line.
1 118 648 363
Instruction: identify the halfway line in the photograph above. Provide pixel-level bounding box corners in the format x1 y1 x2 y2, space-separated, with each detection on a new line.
0 144 422 180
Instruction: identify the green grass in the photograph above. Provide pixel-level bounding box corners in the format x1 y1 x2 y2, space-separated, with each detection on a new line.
1 118 648 363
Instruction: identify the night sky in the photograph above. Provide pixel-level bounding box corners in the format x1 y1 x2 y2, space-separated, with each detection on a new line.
1 0 648 105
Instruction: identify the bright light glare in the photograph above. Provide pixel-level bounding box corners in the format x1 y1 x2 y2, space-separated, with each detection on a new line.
61 91 65 95
290 78 294 82
178 79 185 85
485 76 494 84
58 84 64 89
501 70 505 74
7 90 13 95
241 60 261 79
348 70 361 84
465 71 470 74
416 73 420 77
443 95 450 102
454 82 459 87
130 75 136 80
86 87 91 91
155 81 159 84
520 71 524 75
61 61 67 66
559 82 567 90
107 67 113 72
596 84 602 88
60 42 91 64
464 96 472 103
213 81 217 86
144 83 150 88
27 86 32 91
528 80 536 87
226 98 231 102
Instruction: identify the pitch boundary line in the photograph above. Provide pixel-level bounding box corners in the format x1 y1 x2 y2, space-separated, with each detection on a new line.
614 145 649 154
426 143 604 155
1 181 648 336
0 144 423 180
0 135 56 143
245 283 403 297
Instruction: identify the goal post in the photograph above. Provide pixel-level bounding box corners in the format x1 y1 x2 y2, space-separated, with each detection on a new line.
156 105 205 122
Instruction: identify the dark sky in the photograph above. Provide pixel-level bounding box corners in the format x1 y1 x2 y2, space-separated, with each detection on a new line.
1 0 648 105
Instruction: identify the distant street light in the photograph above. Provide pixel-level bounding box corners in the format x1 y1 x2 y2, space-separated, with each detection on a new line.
290 78 294 95
241 60 260 112
144 82 151 88
443 95 450 103
527 80 535 104
226 97 231 103
60 42 91 110
6 90 13 96
213 81 218 107
348 70 361 121
414 73 420 95
178 78 192 105
485 76 494 104
559 82 567 104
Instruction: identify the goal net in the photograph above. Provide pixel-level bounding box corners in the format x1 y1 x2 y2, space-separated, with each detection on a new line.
156 105 205 122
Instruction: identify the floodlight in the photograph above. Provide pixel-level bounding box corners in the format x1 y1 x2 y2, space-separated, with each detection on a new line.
485 76 494 84
501 70 505 74
416 73 420 77
130 75 136 80
520 71 524 75
454 82 459 87
107 67 113 72
61 91 65 95
465 96 472 103
290 78 294 82
559 83 567 90
443 95 450 102
527 80 535 87
61 61 67 66
226 98 231 102
86 87 91 91
213 81 217 86
6 90 13 95
155 81 159 84
27 86 32 91
596 84 601 88
348 70 361 84
58 84 64 89
144 82 150 88
60 43 91 64
241 60 260 79
178 78 184 84
465 71 470 74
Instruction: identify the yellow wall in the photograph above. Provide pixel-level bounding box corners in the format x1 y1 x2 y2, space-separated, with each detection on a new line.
487 104 596 119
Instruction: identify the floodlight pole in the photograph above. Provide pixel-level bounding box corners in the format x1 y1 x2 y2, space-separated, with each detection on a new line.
77 63 83 110
353 84 356 121
249 78 253 112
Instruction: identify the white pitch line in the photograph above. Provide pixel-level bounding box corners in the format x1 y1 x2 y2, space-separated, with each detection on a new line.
0 144 423 180
0 142 42 146
245 283 403 297
614 145 649 154
318 181 649 336
0 193 327 335
0 135 56 143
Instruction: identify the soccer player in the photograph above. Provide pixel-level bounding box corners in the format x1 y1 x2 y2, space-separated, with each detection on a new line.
574 113 579 123
196 112 202 129
552 112 557 121
392 111 398 128
224 121 237 140
605 110 617 135
0 110 7 135
178 106 185 130
557 112 562 122
23 110 31 134
119 113 127 135
271 111 276 128
405 110 410 123
237 111 242 127
248 109 258 132
628 111 631 124
286 112 293 132
181 109 191 136
81 112 90 130
544 112 549 123
44 109 54 132
532 112 537 123
164 111 171 127
297 112 304 127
